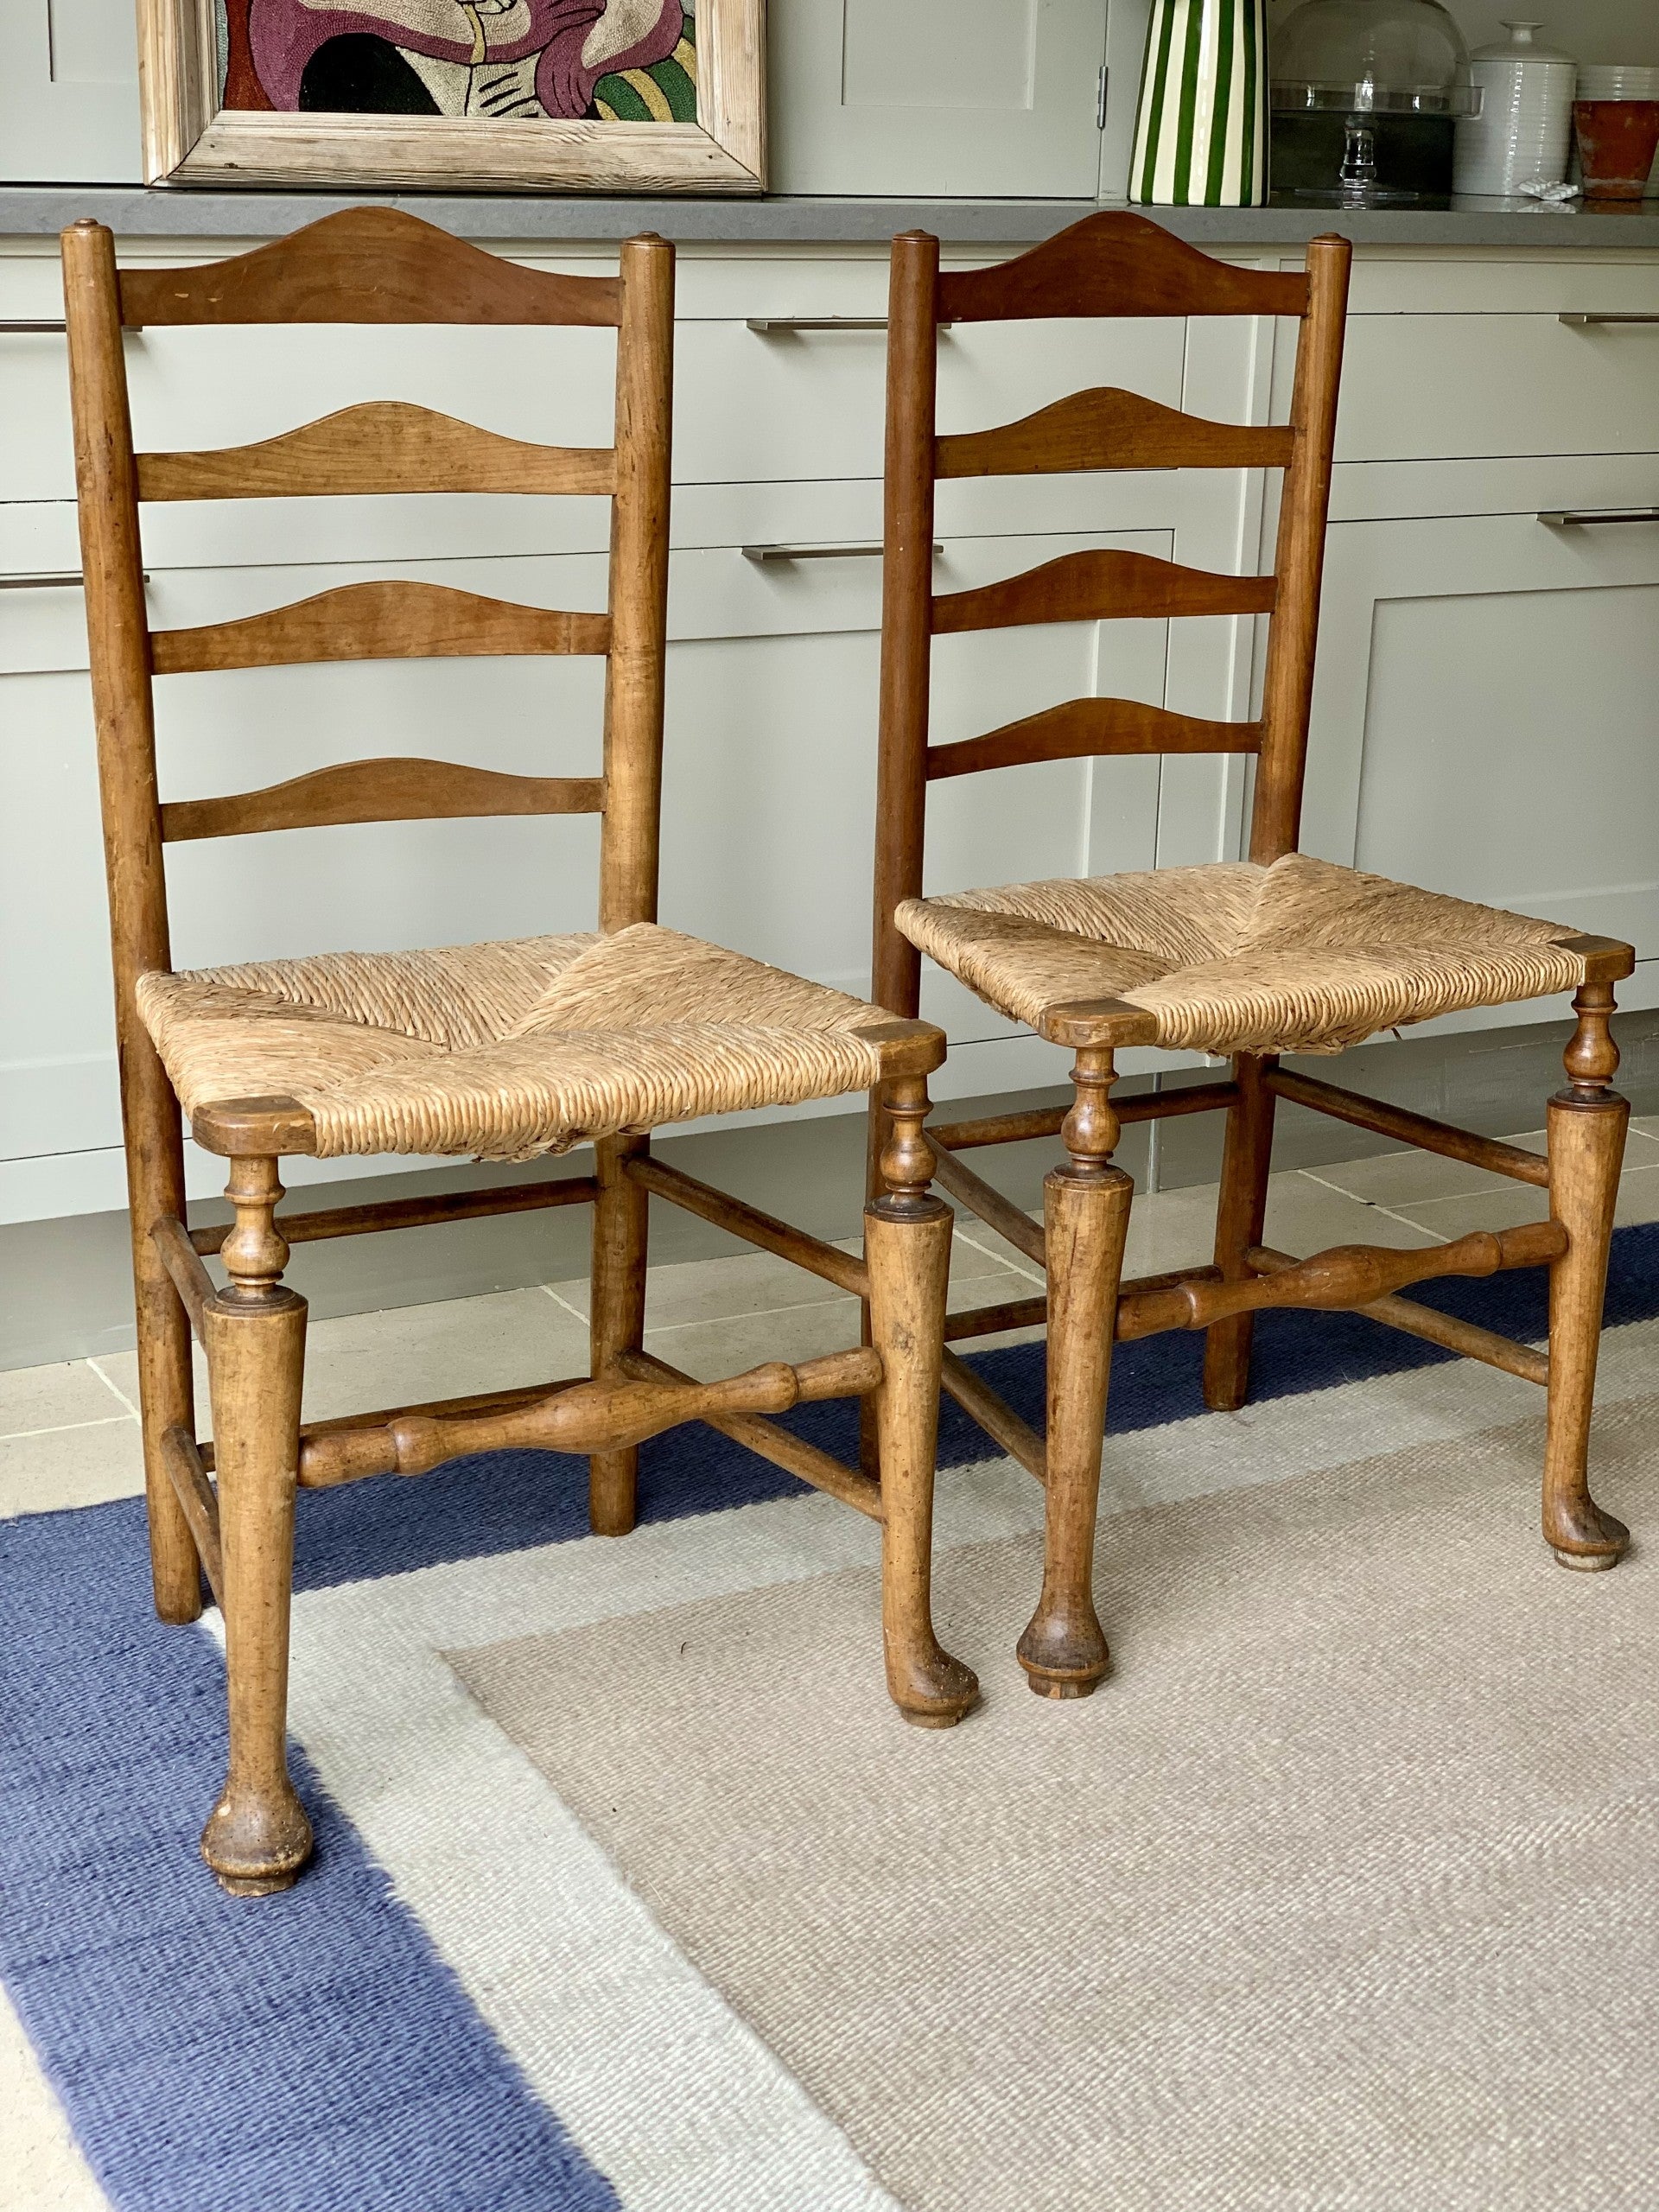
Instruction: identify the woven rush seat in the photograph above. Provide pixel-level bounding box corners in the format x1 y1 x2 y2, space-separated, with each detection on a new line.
897 854 1592 1056
137 924 895 1159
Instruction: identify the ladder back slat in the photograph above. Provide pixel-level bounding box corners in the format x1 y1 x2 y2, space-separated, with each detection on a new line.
937 213 1310 325
161 757 604 842
931 549 1277 635
937 388 1295 480
118 208 620 328
925 697 1262 779
137 404 617 502
151 579 611 674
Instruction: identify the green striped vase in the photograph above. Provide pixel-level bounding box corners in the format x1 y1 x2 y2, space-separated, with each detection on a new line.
1129 0 1268 207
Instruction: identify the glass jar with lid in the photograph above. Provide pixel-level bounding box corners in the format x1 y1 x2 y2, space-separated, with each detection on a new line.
1271 0 1478 205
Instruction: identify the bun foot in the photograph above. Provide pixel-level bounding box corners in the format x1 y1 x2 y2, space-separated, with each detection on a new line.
1017 1607 1110 1701
890 1650 980 1730
201 1783 313 1897
1547 1501 1630 1573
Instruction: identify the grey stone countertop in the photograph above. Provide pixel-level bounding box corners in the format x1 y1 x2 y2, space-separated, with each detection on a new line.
4 185 1659 249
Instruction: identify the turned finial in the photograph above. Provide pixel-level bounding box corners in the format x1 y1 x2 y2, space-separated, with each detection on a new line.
1061 1048 1120 1171
219 1157 289 1300
1563 982 1620 1100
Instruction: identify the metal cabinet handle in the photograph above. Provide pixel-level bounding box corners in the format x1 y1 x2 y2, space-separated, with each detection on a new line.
0 573 151 588
745 317 951 334
0 319 67 334
747 316 887 334
1539 508 1659 528
741 542 942 563
1558 313 1659 327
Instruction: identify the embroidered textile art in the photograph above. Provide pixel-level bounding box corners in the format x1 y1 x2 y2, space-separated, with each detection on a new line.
216 0 696 121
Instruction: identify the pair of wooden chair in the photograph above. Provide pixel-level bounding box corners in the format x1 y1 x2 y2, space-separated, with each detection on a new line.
64 208 1632 1897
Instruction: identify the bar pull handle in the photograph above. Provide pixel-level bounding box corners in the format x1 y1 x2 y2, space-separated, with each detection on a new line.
746 317 951 334
1559 313 1659 327
0 320 67 334
741 542 943 563
747 316 887 334
0 572 151 588
1539 508 1659 528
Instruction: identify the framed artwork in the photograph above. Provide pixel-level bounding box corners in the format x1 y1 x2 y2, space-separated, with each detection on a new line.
136 0 765 191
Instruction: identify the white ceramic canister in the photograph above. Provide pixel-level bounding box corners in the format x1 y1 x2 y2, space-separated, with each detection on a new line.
1453 21 1576 194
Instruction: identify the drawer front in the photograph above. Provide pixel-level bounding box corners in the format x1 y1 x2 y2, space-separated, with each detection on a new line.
1305 507 1659 985
1334 312 1659 465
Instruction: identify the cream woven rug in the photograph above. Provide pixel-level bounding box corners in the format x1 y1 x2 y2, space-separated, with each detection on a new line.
453 1395 1659 2212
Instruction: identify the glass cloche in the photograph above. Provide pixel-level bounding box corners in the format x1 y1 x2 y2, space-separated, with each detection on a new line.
1271 0 1478 204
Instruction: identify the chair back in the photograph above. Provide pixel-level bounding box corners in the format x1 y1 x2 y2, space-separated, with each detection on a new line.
61 207 673 1084
872 211 1351 1020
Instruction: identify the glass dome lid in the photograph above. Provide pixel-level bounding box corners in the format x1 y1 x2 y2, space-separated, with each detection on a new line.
1272 0 1478 115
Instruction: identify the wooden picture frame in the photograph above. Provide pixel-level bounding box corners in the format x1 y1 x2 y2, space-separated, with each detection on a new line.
136 0 765 193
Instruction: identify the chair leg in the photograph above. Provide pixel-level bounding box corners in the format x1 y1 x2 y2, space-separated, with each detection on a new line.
1019 1047 1130 1700
199 1158 313 1895
858 1084 889 1481
1203 1052 1277 1413
126 1085 203 1624
589 1134 649 1536
865 1077 978 1728
1544 983 1630 1572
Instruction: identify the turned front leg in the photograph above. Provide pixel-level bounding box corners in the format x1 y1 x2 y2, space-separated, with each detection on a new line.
1020 1046 1131 1700
589 1134 649 1536
865 1076 978 1728
1544 984 1630 1571
200 1156 313 1894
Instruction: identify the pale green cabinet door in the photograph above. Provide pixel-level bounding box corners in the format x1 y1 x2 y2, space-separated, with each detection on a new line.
768 0 1110 197
0 0 141 181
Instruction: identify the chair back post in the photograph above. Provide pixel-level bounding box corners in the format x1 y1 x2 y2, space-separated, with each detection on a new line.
598 233 675 935
62 218 177 1109
871 229 942 1020
1249 232 1352 863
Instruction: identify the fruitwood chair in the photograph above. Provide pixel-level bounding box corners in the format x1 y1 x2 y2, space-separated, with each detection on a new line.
871 212 1636 1700
64 208 976 1897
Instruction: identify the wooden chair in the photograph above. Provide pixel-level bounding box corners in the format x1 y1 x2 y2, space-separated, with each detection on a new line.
64 207 976 1896
872 211 1636 1700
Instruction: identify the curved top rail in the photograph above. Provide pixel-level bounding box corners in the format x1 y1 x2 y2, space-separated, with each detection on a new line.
113 208 622 329
935 213 1312 325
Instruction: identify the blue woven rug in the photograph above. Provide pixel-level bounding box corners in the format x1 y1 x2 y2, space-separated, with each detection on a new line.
5 1224 1659 2212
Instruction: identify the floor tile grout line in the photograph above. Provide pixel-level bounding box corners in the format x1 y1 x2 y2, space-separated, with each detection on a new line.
1294 1170 1446 1242
85 1356 142 1421
950 1222 1048 1289
537 1284 590 1328
0 1414 135 1444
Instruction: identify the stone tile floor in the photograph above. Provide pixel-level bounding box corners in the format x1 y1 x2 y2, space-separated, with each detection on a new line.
6 1128 1659 2209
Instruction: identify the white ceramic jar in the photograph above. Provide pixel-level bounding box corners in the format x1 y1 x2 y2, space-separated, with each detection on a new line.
1452 21 1576 195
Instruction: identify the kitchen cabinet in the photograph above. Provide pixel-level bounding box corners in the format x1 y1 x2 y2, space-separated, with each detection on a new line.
766 0 1111 199
0 0 141 185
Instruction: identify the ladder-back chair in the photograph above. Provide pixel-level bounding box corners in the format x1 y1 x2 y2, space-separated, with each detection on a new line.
872 213 1635 1701
65 209 976 1896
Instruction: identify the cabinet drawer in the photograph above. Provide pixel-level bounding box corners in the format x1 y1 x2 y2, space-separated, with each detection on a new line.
1334 312 1659 465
